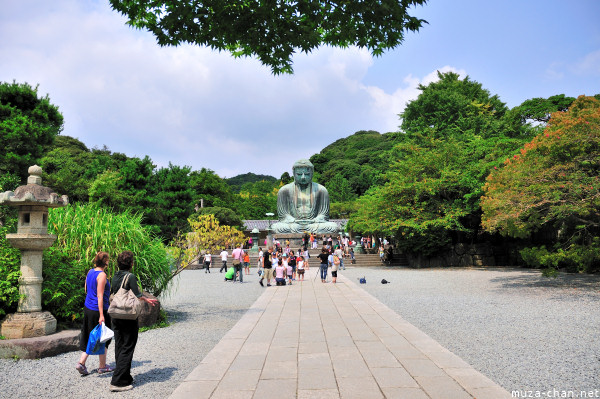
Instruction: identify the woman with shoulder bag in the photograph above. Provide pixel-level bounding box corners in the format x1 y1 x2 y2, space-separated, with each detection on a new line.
76 251 114 376
109 251 157 392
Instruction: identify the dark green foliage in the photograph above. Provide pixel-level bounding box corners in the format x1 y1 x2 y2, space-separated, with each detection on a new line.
0 221 20 317
226 172 277 193
109 0 427 74
42 250 85 321
310 130 402 198
192 168 235 207
191 207 244 228
280 172 293 185
41 136 93 202
146 163 195 241
0 81 64 181
509 94 576 124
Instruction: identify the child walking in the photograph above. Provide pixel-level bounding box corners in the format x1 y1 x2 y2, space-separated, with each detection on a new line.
296 256 305 281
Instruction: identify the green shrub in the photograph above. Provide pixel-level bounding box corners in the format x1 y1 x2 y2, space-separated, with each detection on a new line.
0 221 21 317
520 242 600 275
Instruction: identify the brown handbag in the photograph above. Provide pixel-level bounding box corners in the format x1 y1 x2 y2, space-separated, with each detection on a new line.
108 273 141 320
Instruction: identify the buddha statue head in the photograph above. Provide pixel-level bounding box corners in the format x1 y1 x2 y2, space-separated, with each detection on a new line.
292 159 314 187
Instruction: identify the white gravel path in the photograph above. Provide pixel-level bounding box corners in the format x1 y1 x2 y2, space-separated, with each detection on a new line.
1 266 599 398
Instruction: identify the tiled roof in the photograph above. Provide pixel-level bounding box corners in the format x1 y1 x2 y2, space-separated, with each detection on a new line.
242 219 348 232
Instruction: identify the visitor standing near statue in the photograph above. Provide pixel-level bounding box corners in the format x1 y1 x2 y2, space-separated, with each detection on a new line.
76 252 114 376
317 248 329 283
271 159 338 234
259 247 274 287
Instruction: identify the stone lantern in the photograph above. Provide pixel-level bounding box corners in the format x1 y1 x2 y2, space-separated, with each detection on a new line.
0 165 68 339
250 228 259 252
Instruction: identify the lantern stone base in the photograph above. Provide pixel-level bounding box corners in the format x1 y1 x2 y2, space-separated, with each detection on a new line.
1 311 57 339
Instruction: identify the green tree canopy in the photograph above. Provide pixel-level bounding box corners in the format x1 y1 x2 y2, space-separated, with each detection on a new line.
349 74 530 255
0 81 64 181
191 168 235 207
399 71 530 140
109 0 427 74
509 94 576 124
146 163 195 241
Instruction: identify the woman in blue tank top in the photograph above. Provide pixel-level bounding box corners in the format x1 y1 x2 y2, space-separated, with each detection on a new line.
76 251 114 376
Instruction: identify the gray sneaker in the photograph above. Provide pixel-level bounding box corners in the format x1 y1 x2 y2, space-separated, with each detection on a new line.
109 385 133 392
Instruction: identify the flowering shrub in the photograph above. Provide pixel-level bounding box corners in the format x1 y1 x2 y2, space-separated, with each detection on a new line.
482 96 600 272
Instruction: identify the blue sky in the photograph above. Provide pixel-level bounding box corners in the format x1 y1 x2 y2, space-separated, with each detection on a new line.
1 0 599 178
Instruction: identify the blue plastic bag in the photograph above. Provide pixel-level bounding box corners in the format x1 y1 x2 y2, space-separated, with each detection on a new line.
85 324 105 355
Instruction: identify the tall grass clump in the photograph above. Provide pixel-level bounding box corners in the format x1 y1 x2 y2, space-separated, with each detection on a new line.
44 203 172 321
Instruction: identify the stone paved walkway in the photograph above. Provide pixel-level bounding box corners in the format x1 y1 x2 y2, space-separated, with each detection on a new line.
170 268 511 399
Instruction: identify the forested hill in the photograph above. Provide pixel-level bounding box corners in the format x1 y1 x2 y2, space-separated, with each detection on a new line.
309 130 406 201
226 173 277 193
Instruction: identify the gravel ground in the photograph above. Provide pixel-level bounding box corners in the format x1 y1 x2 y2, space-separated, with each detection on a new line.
0 269 264 399
341 266 600 394
1 266 599 398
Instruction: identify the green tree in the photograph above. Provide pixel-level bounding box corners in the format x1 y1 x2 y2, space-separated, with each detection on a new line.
280 172 293 185
326 174 356 203
109 0 427 74
350 73 529 255
509 94 576 124
146 163 195 241
0 81 64 181
481 96 600 272
40 136 94 202
400 71 522 139
88 170 127 209
190 168 234 208
191 206 244 228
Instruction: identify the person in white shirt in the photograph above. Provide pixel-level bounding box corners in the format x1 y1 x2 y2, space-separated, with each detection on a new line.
219 249 228 273
203 252 212 273
296 256 305 281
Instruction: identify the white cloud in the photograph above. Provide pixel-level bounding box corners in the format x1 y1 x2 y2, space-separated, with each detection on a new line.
361 66 467 132
0 1 465 177
571 49 600 76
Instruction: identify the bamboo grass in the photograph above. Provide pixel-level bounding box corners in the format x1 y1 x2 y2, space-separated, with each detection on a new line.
48 203 172 297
